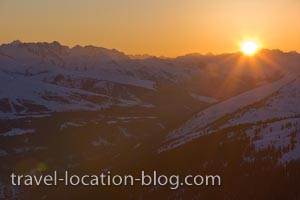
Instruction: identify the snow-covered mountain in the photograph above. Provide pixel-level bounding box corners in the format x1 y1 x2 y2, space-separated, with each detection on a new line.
1 41 300 199
1 41 294 120
1 41 226 119
160 73 300 163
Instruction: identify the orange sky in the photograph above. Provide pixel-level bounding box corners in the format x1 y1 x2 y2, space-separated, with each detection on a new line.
1 0 300 56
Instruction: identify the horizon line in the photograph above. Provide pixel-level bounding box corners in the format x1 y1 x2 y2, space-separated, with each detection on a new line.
1 40 299 59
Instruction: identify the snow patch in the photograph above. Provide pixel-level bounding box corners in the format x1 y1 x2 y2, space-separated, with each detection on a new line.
60 122 86 130
190 93 218 104
14 146 48 154
91 137 112 146
1 128 35 137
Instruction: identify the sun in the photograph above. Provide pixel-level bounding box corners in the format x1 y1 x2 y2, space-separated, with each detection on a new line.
241 41 259 55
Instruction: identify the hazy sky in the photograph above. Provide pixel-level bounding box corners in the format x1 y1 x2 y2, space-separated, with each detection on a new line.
1 0 300 56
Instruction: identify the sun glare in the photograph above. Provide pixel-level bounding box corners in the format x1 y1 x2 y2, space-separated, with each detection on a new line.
241 41 259 55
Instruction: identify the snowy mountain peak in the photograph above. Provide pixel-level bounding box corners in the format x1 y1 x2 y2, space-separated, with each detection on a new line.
10 40 22 46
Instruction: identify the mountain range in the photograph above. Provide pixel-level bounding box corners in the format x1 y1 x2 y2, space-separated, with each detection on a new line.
0 41 299 199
